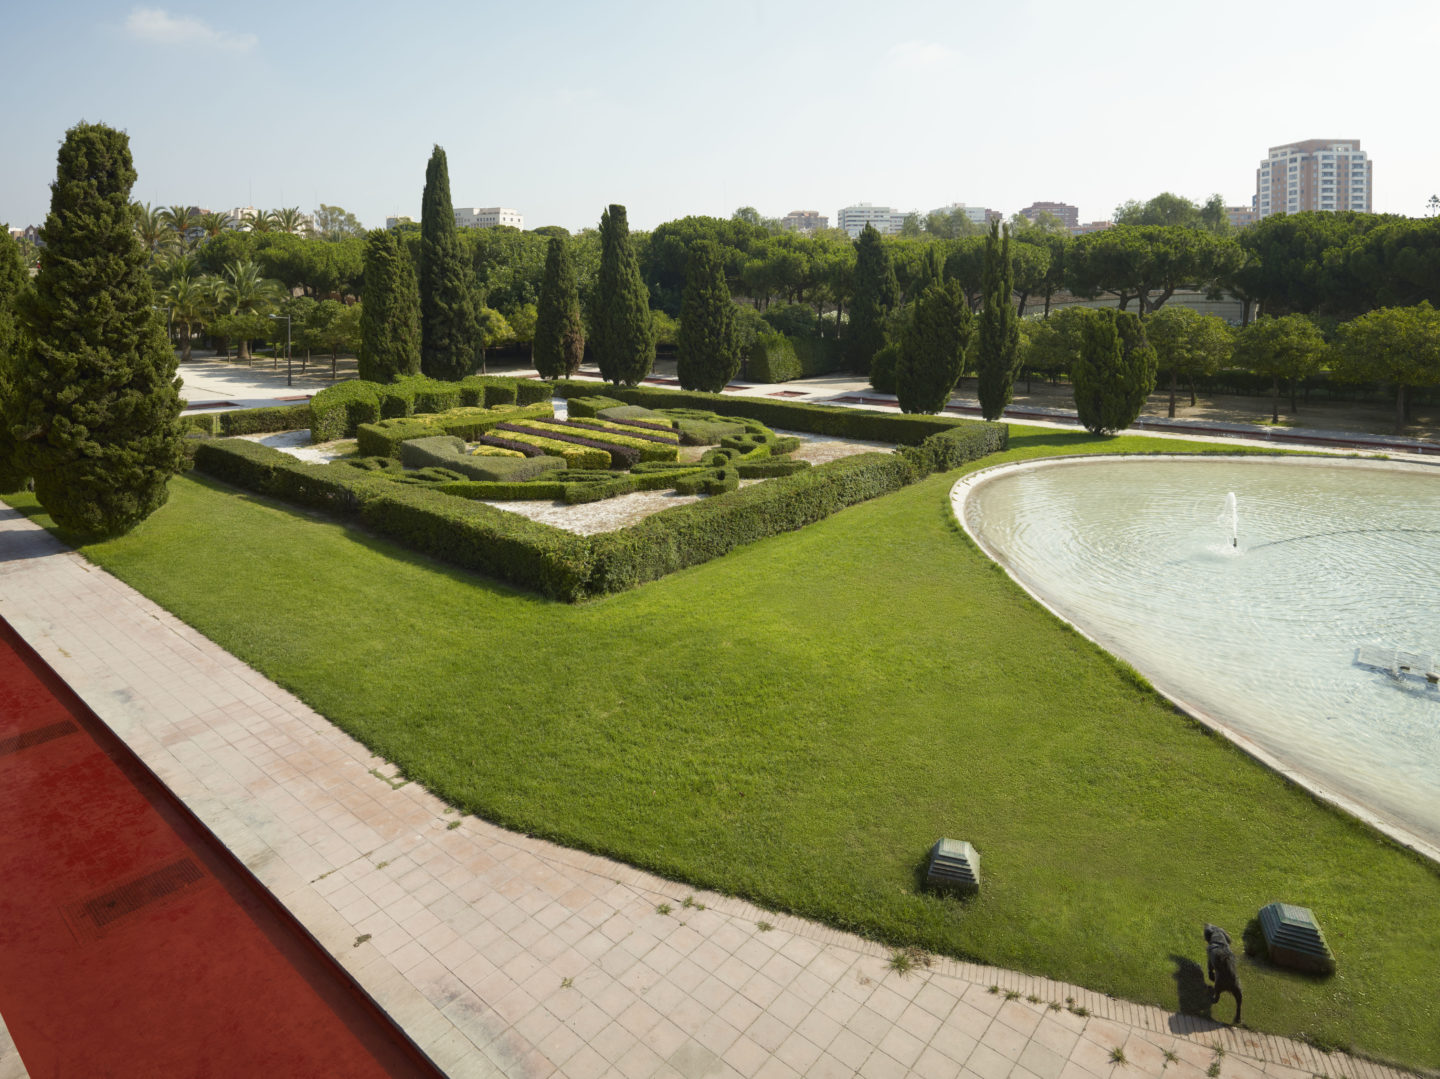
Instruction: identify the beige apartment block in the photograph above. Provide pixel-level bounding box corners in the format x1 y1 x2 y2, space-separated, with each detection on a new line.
1256 139 1372 219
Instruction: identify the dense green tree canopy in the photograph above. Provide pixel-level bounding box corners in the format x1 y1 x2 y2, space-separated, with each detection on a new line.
11 122 184 535
976 222 1020 420
1231 314 1328 423
1142 306 1233 417
677 241 740 392
1331 302 1440 433
592 204 655 386
1071 309 1157 435
358 228 421 382
849 223 897 376
533 235 585 380
0 228 30 492
1067 225 1242 316
895 279 972 414
418 145 479 380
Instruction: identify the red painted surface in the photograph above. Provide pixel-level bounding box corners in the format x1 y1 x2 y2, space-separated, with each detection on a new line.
0 620 441 1078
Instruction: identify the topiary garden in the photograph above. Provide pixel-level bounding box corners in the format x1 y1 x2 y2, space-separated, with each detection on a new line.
187 375 1008 600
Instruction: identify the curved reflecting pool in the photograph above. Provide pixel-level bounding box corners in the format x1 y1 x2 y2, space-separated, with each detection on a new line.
958 456 1440 857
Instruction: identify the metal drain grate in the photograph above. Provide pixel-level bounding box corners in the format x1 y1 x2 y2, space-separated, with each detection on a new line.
0 720 79 757
69 859 207 935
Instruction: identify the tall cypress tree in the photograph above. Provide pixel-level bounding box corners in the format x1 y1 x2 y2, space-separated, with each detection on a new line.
848 223 898 376
358 228 421 383
976 220 1020 420
533 236 585 379
1072 309 1157 435
419 145 479 380
895 279 973 414
11 123 184 535
0 227 30 493
592 205 655 386
677 241 739 392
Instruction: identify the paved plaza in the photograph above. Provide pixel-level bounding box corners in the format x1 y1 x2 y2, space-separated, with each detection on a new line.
0 358 1425 1077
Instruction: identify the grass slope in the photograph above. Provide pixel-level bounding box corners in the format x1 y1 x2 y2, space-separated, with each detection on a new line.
9 425 1438 1069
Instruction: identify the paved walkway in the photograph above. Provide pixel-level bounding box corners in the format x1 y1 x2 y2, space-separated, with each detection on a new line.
0 520 1415 1076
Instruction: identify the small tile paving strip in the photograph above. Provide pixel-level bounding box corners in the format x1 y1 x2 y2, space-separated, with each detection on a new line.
0 503 1414 1079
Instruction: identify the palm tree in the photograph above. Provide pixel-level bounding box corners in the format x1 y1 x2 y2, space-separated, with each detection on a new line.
151 252 198 290
161 275 208 361
242 208 274 234
274 206 309 236
131 201 170 258
199 275 230 356
220 259 284 361
196 211 230 241
161 204 196 251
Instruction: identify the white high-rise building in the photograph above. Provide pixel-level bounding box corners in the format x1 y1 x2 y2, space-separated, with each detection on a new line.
837 203 914 238
1255 140 1372 219
454 207 524 230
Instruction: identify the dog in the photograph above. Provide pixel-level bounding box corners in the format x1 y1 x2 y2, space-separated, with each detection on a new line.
1204 923 1243 1024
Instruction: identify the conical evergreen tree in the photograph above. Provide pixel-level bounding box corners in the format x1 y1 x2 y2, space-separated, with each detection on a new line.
848 223 897 376
976 220 1020 420
358 228 421 382
895 279 973 414
0 227 30 493
11 123 184 535
419 145 479 381
533 236 585 379
1072 309 1157 435
592 205 655 387
677 241 740 392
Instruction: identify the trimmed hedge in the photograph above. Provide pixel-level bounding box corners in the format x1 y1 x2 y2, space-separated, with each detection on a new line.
901 423 1010 474
358 484 593 600
192 406 1009 602
358 418 442 458
737 458 811 478
520 420 678 462
598 385 983 445
587 452 918 595
435 402 553 441
565 417 681 444
220 402 313 436
748 333 802 383
182 412 220 435
488 427 612 470
310 381 381 442
399 436 565 482
567 395 626 418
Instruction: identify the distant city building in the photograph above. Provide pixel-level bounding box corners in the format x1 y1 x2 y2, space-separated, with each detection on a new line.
1070 221 1114 236
386 215 416 229
1255 139 1372 219
9 224 42 248
837 203 908 237
225 205 256 230
1226 205 1259 230
1018 201 1079 229
929 202 1001 226
454 207 524 230
781 210 829 233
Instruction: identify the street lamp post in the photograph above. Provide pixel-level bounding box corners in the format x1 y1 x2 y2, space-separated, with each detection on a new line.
268 313 292 387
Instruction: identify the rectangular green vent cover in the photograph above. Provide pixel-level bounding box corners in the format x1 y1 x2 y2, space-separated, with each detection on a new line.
1258 902 1335 974
927 838 980 895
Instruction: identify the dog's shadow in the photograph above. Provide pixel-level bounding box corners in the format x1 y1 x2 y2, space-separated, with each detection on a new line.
1167 955 1227 1033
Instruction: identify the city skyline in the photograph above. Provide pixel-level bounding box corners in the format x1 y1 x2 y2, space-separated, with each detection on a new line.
2 1 1436 235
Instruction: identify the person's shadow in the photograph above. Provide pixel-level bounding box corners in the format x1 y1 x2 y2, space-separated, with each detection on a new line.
1167 955 1227 1034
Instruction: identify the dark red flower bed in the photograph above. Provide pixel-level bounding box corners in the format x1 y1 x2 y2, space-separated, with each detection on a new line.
477 434 549 457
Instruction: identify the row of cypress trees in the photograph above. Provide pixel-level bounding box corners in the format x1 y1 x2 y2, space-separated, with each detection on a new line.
1 123 185 537
848 220 1023 416
355 149 655 391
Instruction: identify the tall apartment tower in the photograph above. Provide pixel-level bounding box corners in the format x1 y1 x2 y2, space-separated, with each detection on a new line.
1255 140 1372 219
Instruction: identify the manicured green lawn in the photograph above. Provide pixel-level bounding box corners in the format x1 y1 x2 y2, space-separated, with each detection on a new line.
9 424 1438 1069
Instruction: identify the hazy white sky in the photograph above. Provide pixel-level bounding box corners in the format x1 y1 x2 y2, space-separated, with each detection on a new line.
3 0 1437 233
